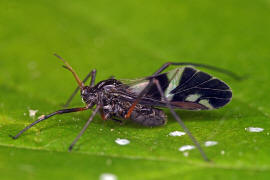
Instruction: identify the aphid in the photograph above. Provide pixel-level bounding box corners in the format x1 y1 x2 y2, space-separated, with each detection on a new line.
11 54 240 161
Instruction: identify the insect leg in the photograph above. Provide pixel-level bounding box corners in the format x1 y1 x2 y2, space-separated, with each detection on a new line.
68 105 100 151
10 107 88 139
125 79 155 118
63 69 97 107
150 62 241 80
152 79 210 162
89 69 97 87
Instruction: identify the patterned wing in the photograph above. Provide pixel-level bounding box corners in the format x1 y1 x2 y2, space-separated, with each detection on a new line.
167 67 232 109
127 66 232 110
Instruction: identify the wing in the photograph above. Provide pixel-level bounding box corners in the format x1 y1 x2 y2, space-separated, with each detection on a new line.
127 66 232 110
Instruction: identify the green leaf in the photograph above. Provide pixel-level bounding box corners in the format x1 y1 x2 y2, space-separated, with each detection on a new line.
1 0 270 179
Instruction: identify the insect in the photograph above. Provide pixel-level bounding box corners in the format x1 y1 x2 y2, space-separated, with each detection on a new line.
11 54 240 161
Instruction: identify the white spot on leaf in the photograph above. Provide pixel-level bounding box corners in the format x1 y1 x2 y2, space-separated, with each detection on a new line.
29 109 38 117
100 173 117 180
178 145 195 152
245 127 264 132
221 150 225 155
169 131 186 137
183 152 189 157
204 141 218 147
115 138 130 145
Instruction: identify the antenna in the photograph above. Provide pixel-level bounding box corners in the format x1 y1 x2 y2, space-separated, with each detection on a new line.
54 53 84 88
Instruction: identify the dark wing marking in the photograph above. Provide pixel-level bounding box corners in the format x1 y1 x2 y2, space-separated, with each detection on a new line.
124 74 169 100
124 66 232 110
172 68 212 92
146 73 169 100
169 67 232 109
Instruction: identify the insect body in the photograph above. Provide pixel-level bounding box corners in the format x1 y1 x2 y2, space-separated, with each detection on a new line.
11 54 239 161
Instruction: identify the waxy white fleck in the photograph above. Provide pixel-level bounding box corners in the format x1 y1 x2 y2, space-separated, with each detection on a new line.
178 145 195 152
205 141 218 147
100 173 117 180
245 127 264 132
169 131 186 137
183 152 189 157
221 150 225 155
115 138 130 145
29 109 38 117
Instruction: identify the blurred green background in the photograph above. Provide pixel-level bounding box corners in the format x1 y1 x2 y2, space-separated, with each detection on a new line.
0 0 270 179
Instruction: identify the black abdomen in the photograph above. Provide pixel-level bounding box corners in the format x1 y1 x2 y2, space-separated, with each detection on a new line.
130 108 167 126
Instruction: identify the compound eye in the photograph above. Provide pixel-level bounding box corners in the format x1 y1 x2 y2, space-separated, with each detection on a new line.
81 89 88 95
